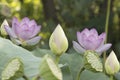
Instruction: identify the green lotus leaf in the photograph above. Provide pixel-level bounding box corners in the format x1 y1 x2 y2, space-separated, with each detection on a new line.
84 50 103 72
40 54 62 80
1 58 24 80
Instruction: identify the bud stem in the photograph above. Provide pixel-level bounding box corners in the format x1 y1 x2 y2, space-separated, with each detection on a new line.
110 75 113 80
22 75 28 80
32 75 41 80
104 0 111 72
105 0 111 44
76 66 85 80
55 55 60 64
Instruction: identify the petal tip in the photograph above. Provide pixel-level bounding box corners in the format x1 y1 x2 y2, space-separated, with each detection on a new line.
73 41 85 54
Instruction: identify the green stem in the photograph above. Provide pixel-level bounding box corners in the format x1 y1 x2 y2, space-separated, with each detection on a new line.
76 66 85 80
22 75 28 80
103 0 111 68
55 55 60 64
110 75 113 80
32 75 40 80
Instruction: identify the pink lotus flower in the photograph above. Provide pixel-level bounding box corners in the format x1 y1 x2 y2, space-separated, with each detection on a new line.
73 28 112 55
5 17 41 46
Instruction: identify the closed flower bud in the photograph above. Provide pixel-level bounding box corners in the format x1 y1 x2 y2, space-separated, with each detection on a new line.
105 51 120 75
0 19 9 37
49 24 68 56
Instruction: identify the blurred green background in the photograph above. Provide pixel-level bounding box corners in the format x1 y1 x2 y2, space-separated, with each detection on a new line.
0 0 120 58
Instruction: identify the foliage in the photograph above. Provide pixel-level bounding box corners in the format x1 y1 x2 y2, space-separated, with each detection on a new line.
0 37 112 80
0 37 41 80
0 0 120 80
0 0 120 49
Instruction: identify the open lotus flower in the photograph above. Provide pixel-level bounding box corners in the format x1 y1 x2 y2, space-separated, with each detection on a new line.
5 17 41 46
73 28 112 55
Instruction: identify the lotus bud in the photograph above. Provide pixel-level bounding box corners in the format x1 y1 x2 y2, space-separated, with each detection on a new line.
105 51 120 75
0 19 9 37
49 24 68 56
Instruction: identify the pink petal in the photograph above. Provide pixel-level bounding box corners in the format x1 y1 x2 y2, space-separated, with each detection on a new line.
10 37 21 45
99 32 106 46
90 28 98 35
4 25 17 38
96 43 112 55
12 17 19 34
73 41 85 54
27 20 39 38
81 28 90 36
12 17 19 25
77 32 85 48
20 17 30 26
18 24 33 40
30 25 41 38
87 35 96 41
21 17 30 23
83 38 103 50
26 36 41 45
77 28 92 47
28 20 37 27
12 22 19 35
93 38 103 49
